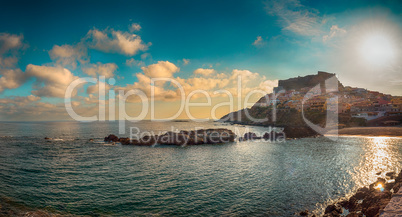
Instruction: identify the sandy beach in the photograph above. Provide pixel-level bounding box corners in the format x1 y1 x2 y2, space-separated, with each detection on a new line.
327 127 402 137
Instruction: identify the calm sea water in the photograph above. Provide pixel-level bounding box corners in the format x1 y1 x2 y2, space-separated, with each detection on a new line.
0 121 401 216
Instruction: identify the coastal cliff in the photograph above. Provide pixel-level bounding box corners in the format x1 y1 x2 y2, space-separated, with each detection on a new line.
274 71 344 92
220 71 401 137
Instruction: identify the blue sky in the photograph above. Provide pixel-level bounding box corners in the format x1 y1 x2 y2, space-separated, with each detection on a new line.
0 0 401 120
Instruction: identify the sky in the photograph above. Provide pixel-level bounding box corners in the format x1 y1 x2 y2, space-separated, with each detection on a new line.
0 0 401 121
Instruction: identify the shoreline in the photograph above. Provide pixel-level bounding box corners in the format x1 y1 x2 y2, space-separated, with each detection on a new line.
223 120 402 138
327 127 402 138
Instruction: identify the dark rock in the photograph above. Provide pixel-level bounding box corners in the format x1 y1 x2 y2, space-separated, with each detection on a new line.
377 177 386 183
243 132 260 141
262 131 285 141
136 135 158 146
262 132 271 140
158 132 189 145
325 204 342 214
299 209 308 216
238 131 286 142
385 171 395 179
323 211 341 217
396 172 402 183
44 137 52 140
346 211 363 217
104 129 236 146
104 134 119 142
347 195 358 211
376 171 381 175
118 137 131 145
364 205 380 217
338 199 349 208
392 182 402 193
355 187 370 200
385 182 394 191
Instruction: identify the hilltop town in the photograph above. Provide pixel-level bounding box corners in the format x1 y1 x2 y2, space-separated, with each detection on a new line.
221 71 402 128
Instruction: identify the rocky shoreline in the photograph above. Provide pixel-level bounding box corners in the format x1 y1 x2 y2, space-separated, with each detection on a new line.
300 170 402 217
225 121 402 139
327 127 402 138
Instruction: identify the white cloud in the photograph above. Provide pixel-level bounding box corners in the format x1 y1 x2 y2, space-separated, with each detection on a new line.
0 96 73 121
141 61 180 78
0 95 46 118
252 36 265 47
86 81 110 95
0 68 29 93
129 23 142 32
0 33 28 92
265 0 324 36
194 68 216 76
323 25 347 42
0 33 24 55
0 95 40 106
0 33 25 69
49 44 87 69
86 28 150 56
82 62 117 78
118 64 278 102
26 64 79 98
180 69 278 99
182 58 190 65
125 58 144 67
141 53 150 60
0 56 18 68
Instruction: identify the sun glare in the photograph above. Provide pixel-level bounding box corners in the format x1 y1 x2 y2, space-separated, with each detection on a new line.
358 33 395 67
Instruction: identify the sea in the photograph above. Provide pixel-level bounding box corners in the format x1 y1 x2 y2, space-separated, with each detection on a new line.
0 121 401 216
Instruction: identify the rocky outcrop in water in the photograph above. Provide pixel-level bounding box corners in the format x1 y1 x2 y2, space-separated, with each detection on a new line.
104 134 119 142
104 128 236 146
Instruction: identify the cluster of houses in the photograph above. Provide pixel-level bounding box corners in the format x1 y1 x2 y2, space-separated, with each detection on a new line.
253 86 402 123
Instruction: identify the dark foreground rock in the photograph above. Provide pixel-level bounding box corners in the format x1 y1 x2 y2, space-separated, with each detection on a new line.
300 170 402 217
104 128 236 146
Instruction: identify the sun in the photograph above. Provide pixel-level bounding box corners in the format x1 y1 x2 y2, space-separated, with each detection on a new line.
358 33 395 67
